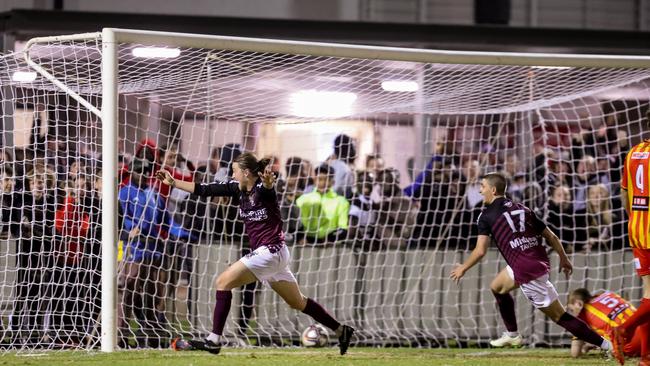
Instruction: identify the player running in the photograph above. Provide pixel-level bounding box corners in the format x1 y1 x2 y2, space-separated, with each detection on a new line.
156 152 354 355
449 172 611 352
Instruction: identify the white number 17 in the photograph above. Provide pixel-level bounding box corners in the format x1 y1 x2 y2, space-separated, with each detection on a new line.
503 210 526 233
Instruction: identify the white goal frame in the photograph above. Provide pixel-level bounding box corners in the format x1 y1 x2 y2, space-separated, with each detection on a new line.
18 27 650 352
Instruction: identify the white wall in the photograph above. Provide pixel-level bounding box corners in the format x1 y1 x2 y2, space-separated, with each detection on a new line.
180 119 245 164
256 120 375 175
379 124 416 184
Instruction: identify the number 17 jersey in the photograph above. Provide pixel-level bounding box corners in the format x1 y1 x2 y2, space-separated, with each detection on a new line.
622 141 650 249
477 197 549 284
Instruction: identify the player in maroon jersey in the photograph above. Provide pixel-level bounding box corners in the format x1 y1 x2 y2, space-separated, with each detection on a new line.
449 172 611 352
157 152 354 355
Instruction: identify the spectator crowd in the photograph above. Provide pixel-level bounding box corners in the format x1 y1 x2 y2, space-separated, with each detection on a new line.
0 110 636 348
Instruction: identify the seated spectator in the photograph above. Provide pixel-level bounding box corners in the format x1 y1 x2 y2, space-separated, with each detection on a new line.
410 157 464 249
296 164 349 244
51 174 92 345
573 155 609 212
585 184 620 251
12 164 57 345
548 159 573 190
117 159 193 347
507 172 526 203
365 154 385 176
522 181 545 214
1 166 16 239
375 169 416 250
461 159 482 209
328 134 356 199
503 154 521 180
158 144 195 219
403 155 442 198
547 185 587 253
366 154 385 202
179 166 211 242
349 171 378 248
214 143 242 183
279 157 308 243
80 168 102 346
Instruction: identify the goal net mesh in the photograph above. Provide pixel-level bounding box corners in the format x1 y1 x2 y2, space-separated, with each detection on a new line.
0 33 649 350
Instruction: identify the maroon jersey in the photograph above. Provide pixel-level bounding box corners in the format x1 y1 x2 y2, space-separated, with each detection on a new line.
194 180 285 251
477 197 549 284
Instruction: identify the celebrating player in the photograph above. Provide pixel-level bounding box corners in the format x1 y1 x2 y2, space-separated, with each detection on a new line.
156 152 354 355
615 121 650 366
449 173 611 352
566 288 648 360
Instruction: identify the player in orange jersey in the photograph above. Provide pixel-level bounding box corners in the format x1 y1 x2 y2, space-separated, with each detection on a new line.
617 113 650 366
567 288 648 359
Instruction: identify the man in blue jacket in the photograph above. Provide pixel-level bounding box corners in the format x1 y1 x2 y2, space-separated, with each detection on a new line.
118 158 192 347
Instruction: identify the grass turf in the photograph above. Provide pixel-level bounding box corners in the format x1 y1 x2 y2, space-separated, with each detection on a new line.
0 347 620 366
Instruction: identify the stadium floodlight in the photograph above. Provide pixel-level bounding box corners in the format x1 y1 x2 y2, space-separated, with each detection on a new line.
132 47 181 58
12 71 37 82
289 90 357 118
381 80 419 92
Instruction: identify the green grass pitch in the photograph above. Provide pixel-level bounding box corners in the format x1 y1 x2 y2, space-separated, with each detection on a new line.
0 348 620 366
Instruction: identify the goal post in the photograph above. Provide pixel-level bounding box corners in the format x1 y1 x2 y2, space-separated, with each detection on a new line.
1 27 649 353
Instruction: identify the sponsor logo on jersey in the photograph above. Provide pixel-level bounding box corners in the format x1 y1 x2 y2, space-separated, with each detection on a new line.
509 236 539 250
632 152 650 160
632 196 649 211
240 207 269 222
608 303 631 320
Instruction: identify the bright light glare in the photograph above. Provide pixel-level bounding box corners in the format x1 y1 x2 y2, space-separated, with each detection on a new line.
381 80 419 92
132 47 181 58
290 90 357 118
12 71 37 82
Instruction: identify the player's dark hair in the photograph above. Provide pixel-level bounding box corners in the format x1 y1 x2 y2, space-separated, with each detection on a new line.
235 152 271 174
483 172 507 195
569 288 593 303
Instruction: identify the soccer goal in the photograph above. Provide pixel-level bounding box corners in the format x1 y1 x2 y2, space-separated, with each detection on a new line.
0 28 649 353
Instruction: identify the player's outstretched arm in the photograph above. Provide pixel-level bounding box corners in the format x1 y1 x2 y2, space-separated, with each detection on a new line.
156 170 195 193
450 235 490 284
542 227 573 279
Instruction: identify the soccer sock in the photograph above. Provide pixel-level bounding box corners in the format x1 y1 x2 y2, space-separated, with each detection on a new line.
620 298 650 336
557 312 604 347
212 290 232 336
492 291 518 333
639 323 650 357
601 339 611 350
302 298 341 332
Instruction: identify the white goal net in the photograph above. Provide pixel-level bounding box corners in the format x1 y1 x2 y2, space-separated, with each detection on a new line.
0 29 649 351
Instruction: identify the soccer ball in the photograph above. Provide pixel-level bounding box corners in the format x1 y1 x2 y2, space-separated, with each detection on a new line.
301 324 329 347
